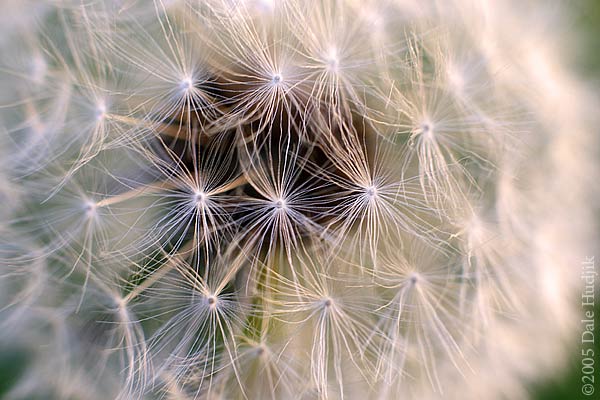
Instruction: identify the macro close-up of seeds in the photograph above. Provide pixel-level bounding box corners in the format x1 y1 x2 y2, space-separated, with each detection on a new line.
0 1 598 399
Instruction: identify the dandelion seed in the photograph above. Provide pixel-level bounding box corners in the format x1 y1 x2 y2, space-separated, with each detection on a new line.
95 102 107 121
325 47 340 72
83 199 97 218
271 73 282 84
364 184 378 200
194 190 208 205
207 295 217 305
321 297 333 308
272 197 287 210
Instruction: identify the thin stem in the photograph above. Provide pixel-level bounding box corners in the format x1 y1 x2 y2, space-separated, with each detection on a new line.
207 174 248 196
107 113 187 139
96 180 175 208
123 240 195 304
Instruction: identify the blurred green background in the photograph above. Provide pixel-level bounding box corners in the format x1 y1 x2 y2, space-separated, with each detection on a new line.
574 0 600 79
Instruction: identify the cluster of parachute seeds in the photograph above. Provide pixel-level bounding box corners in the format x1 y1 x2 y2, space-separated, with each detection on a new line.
0 1 597 399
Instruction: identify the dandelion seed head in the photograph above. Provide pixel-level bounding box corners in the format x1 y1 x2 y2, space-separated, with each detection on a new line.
95 102 107 121
180 76 194 92
255 344 266 357
83 200 97 218
206 295 217 308
418 121 434 138
321 297 333 309
272 197 288 211
325 47 340 72
271 73 282 85
408 272 419 286
1 1 596 399
194 190 208 205
364 184 378 200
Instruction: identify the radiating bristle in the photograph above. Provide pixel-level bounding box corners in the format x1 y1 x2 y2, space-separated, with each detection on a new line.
0 1 597 399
